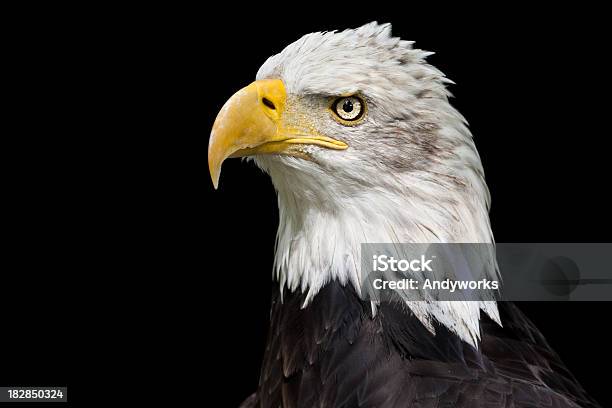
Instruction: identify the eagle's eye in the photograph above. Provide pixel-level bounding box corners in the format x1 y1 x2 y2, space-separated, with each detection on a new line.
332 96 365 123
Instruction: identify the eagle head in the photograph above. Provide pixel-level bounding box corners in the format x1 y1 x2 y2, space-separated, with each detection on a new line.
208 22 499 346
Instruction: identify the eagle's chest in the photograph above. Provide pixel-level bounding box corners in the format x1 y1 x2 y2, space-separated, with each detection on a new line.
250 282 598 408
256 281 490 408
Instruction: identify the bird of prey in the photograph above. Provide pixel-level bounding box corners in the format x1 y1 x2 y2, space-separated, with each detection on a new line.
208 22 600 408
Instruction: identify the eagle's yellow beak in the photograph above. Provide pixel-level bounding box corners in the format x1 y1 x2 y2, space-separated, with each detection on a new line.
208 79 348 188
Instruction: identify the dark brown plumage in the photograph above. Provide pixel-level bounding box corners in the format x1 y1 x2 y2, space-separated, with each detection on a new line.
241 282 600 408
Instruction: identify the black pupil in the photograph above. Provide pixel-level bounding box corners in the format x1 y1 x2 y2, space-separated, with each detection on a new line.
342 99 354 113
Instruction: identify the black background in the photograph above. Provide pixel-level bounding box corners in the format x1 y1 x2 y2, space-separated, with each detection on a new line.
3 4 611 407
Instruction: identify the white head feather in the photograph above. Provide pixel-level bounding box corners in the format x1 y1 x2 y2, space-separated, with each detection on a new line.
252 22 501 347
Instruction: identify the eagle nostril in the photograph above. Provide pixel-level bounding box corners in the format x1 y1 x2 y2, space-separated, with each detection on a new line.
262 97 276 110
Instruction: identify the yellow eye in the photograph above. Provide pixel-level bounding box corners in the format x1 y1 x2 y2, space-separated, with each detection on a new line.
332 96 365 122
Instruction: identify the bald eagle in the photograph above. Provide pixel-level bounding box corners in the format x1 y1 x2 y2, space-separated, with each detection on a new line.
208 22 600 408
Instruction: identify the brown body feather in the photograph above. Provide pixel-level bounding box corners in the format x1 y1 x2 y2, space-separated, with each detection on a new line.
241 281 600 408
